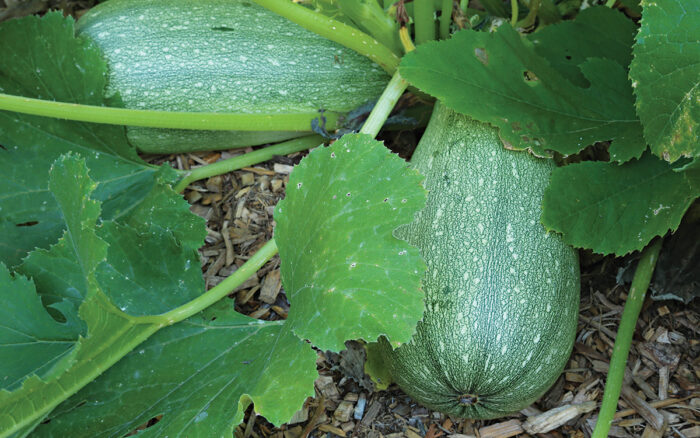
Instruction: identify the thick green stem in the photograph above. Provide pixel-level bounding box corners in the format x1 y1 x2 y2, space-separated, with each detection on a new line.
360 71 409 138
414 0 436 44
136 240 279 326
440 0 453 39
592 239 663 438
251 0 400 74
0 92 337 131
605 0 616 7
510 0 519 26
174 135 323 193
336 0 403 54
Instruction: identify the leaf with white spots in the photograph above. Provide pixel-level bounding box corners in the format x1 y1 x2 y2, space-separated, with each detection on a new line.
541 152 699 255
399 13 646 160
629 0 700 162
0 12 205 267
275 134 427 352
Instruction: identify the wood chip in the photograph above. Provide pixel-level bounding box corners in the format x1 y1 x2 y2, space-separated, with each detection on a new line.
271 178 284 192
479 419 523 438
360 400 381 426
318 424 346 437
620 385 665 429
240 172 255 186
316 375 340 401
242 166 276 176
259 269 282 304
273 163 294 174
334 401 355 423
523 401 596 434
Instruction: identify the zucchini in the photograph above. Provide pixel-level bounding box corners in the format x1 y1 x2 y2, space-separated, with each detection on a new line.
76 0 389 153
380 103 580 418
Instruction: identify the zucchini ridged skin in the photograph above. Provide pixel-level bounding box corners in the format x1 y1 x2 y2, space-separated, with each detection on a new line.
382 103 580 419
77 0 390 153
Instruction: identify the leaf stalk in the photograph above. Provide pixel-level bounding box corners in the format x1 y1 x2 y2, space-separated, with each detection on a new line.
591 239 663 438
251 0 400 74
0 92 338 131
174 135 323 193
135 239 279 326
359 71 410 138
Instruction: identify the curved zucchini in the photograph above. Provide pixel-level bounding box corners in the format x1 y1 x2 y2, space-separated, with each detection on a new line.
77 0 390 153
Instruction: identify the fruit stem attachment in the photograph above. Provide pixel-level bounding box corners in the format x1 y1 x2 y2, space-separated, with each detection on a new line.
592 238 663 438
360 71 409 138
0 92 338 131
135 239 279 326
251 0 400 74
173 135 323 193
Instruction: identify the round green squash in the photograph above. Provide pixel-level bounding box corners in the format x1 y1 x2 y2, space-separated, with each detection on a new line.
380 103 580 419
76 0 390 153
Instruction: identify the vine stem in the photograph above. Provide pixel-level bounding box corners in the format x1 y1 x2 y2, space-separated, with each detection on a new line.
440 0 453 39
591 239 663 438
173 135 323 193
251 0 400 74
605 0 616 7
359 71 409 138
510 0 519 26
0 92 338 131
414 0 436 44
136 239 279 326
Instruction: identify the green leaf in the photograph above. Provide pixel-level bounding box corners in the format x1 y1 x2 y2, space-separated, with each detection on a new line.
0 13 204 266
0 264 76 392
541 153 699 255
35 306 317 436
629 0 700 162
527 7 635 88
275 134 426 351
0 155 203 437
400 22 646 161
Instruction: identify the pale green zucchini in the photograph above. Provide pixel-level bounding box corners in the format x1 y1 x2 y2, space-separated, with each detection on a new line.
77 0 389 153
380 103 580 419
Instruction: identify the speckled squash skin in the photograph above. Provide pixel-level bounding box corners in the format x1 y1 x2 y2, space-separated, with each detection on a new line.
76 0 389 153
382 103 580 419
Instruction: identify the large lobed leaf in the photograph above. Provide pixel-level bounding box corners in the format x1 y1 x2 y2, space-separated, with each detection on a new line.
400 7 646 162
275 134 426 352
629 0 700 162
0 12 204 266
541 153 699 255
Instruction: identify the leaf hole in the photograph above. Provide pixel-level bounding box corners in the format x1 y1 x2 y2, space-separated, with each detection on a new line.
16 220 38 227
523 70 539 84
565 55 572 60
383 198 389 202
474 48 489 65
346 192 351 197
297 182 303 189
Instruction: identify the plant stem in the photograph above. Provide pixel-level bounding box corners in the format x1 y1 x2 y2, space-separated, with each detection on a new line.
399 26 417 52
360 70 409 138
510 0 519 26
440 0 453 39
336 0 403 54
591 239 663 438
136 239 279 326
413 0 436 44
0 92 338 131
251 0 400 74
174 135 323 193
605 0 616 7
